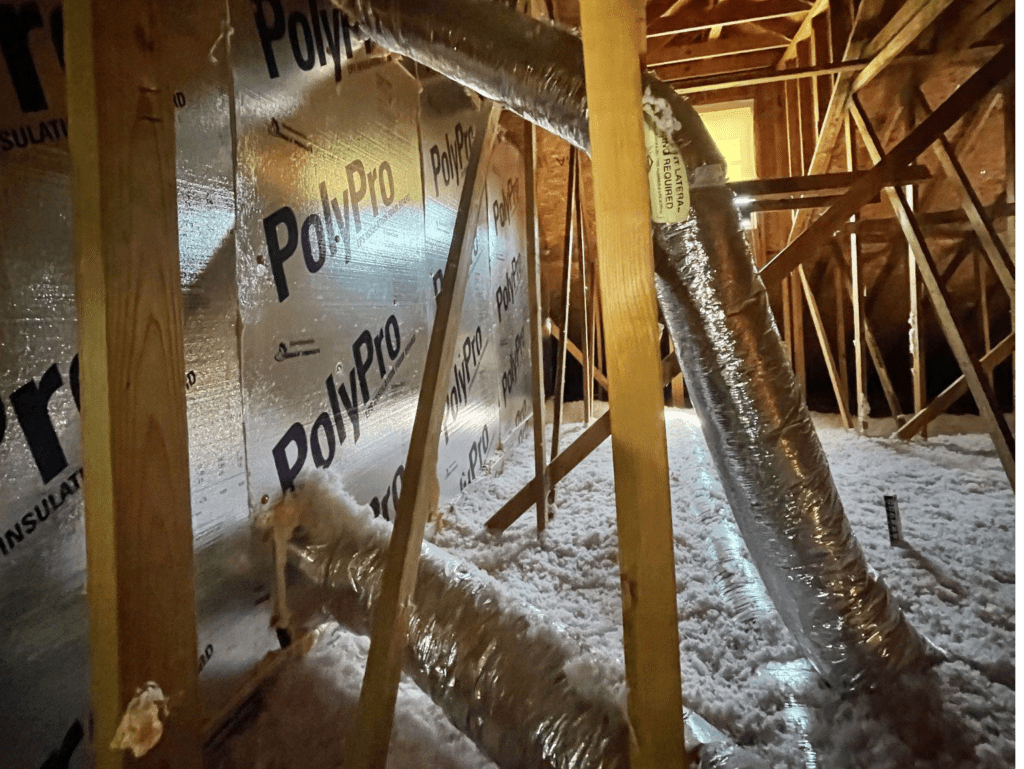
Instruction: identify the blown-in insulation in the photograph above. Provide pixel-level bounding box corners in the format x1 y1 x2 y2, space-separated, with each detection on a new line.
333 0 930 688
281 474 766 769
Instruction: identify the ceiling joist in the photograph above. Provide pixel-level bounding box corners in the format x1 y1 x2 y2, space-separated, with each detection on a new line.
646 0 811 38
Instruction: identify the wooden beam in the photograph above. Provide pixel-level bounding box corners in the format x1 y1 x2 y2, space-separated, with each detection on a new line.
917 88 1015 302
67 0 202 764
522 38 550 532
578 0 687 763
346 104 503 769
578 194 593 424
832 256 849 409
486 354 681 532
549 147 578 497
831 242 905 423
907 185 926 437
549 320 610 390
975 252 993 389
778 0 829 62
647 0 811 38
850 97 1014 485
730 166 930 200
655 49 780 83
647 32 789 68
850 0 958 93
895 333 1015 440
762 46 1014 286
845 203 1013 242
798 264 853 426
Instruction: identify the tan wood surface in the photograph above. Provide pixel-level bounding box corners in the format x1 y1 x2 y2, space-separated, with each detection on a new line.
66 0 202 763
579 0 687 763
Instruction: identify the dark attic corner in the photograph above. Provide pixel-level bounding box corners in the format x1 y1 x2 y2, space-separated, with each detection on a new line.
0 0 1014 767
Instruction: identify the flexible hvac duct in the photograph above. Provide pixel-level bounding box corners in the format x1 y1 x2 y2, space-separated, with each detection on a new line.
334 0 929 688
280 475 766 769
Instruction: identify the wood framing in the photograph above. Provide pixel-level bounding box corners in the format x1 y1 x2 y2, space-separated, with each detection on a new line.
850 97 1014 485
66 0 202 763
647 32 789 68
647 0 811 38
522 52 550 531
762 46 1015 286
346 103 503 769
578 0 687 763
895 334 1015 440
798 264 852 426
549 148 579 495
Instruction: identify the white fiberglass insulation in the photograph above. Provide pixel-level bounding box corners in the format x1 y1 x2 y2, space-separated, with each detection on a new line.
218 408 1014 769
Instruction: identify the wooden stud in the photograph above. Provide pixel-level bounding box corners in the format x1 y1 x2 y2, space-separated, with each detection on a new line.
346 104 503 769
795 39 817 172
833 255 849 409
907 184 927 437
1003 75 1015 411
846 118 868 432
811 12 831 127
919 90 1015 303
549 147 578 498
578 0 687 763
763 46 1014 286
975 251 993 389
895 333 1015 440
730 166 930 200
850 97 1014 486
578 178 593 424
832 243 908 425
66 0 202 763
522 40 550 532
798 264 853 427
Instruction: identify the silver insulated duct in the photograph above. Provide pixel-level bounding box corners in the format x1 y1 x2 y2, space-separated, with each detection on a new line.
281 475 766 769
334 0 929 688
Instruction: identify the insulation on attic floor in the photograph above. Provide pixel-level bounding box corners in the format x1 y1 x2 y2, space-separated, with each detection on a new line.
216 408 1014 769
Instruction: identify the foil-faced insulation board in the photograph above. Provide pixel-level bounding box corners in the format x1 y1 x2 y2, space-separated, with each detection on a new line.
418 76 502 507
487 139 533 452
0 0 533 762
229 0 430 521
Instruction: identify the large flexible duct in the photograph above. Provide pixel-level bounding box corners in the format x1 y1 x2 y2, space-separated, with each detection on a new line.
335 0 929 688
281 475 765 769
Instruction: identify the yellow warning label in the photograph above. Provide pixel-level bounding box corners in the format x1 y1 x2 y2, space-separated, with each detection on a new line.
643 112 689 224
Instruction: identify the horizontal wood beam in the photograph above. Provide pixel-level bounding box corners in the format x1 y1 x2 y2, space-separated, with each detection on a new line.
731 165 930 199
894 333 1015 440
671 45 1000 92
647 0 811 38
654 49 779 83
843 203 1013 241
761 46 1013 285
647 32 789 67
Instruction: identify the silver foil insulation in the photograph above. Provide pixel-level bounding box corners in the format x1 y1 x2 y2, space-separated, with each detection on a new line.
283 474 766 769
333 0 929 688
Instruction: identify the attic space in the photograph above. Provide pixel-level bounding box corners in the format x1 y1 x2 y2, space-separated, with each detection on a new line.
0 0 1015 767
